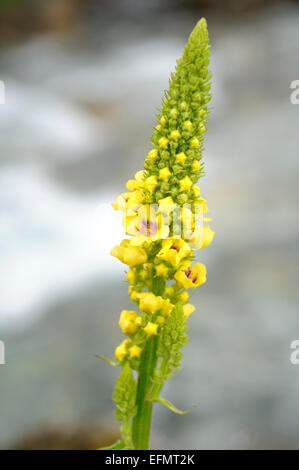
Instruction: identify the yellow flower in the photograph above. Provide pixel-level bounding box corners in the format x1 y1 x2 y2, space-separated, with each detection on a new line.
126 173 146 191
192 186 200 197
139 269 148 280
183 303 195 319
170 130 180 140
115 339 130 361
180 101 187 110
179 206 195 235
129 345 142 358
161 298 174 317
135 170 146 181
176 152 187 165
190 137 200 148
119 310 139 336
159 167 172 181
199 123 206 133
155 264 168 277
165 285 175 297
144 175 158 192
189 225 215 250
159 137 169 149
112 190 143 212
124 205 169 243
179 291 189 303
148 149 158 161
157 238 191 267
128 286 139 301
156 316 165 326
183 120 192 131
170 108 178 118
144 322 158 336
111 240 147 267
158 196 175 214
175 262 207 289
193 197 212 223
179 176 193 192
191 160 201 171
138 292 164 315
126 270 135 283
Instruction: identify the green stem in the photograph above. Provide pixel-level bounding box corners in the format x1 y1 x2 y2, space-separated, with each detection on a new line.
132 335 158 449
132 274 165 450
148 355 169 401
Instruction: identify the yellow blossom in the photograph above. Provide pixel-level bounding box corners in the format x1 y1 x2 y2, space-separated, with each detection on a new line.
161 298 174 317
189 225 215 250
180 101 187 110
179 291 189 303
183 303 195 319
175 262 207 289
135 170 146 181
192 185 200 197
119 310 139 336
190 137 200 148
156 316 165 326
158 196 175 214
144 175 158 192
148 149 158 161
111 240 147 267
179 206 195 235
155 264 168 277
139 269 148 280
126 270 135 283
165 285 175 297
157 238 191 267
126 175 145 191
159 167 172 181
199 124 206 133
144 322 158 336
138 292 164 315
170 130 180 140
170 108 178 118
183 120 193 131
193 197 212 223
124 205 169 243
128 286 139 301
159 137 169 149
129 345 142 358
176 152 187 165
191 160 201 171
179 176 193 192
115 339 130 361
112 190 143 212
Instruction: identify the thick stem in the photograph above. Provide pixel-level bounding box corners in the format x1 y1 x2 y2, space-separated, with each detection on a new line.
132 335 158 449
132 275 165 450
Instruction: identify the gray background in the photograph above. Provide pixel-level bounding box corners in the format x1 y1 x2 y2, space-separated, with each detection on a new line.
0 0 299 449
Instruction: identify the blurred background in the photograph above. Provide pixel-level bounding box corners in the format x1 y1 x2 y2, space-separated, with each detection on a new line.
0 0 299 450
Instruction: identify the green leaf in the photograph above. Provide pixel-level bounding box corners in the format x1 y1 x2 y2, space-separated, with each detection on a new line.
96 354 120 367
152 396 194 415
156 303 188 381
113 363 137 448
98 440 125 450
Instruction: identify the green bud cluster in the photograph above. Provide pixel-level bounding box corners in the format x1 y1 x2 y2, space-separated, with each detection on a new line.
144 18 212 205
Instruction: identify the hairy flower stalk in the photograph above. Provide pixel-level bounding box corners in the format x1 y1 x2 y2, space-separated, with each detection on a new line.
103 18 214 450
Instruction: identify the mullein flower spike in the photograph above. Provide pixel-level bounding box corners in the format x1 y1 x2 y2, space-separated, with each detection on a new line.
106 18 214 450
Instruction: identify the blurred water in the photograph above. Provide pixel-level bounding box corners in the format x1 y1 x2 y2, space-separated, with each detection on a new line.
0 3 299 449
